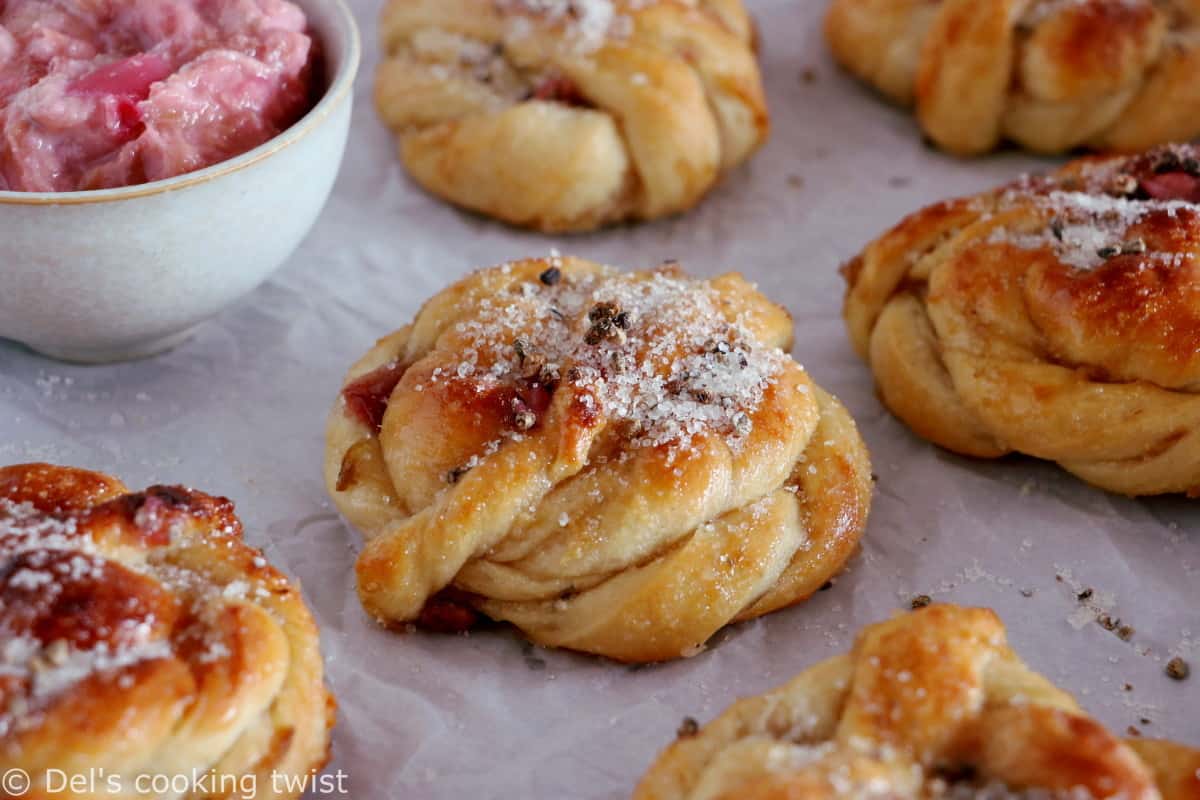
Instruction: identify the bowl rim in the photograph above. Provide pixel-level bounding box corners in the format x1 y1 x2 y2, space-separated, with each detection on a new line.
0 0 361 207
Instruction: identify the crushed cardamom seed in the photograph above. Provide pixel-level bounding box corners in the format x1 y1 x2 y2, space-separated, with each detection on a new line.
1121 238 1147 255
1105 174 1138 197
732 411 752 436
510 397 537 431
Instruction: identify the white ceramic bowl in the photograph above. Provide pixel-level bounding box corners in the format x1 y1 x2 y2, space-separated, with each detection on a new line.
0 0 361 364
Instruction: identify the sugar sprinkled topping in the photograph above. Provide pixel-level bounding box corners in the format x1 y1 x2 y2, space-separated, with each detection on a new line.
0 498 87 557
443 264 785 454
988 177 1197 270
499 0 634 51
405 1 662 102
0 492 279 735
0 499 163 732
1 635 173 700
711 737 1103 799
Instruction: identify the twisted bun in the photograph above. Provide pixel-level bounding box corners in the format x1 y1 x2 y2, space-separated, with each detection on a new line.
326 256 872 662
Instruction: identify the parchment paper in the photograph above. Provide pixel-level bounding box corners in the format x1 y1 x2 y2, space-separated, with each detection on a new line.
0 2 1196 798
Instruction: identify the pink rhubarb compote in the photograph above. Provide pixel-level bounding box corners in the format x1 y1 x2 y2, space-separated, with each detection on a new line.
0 0 317 192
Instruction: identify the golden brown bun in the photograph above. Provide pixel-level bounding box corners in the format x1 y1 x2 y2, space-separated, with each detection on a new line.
0 463 334 800
825 0 1200 155
843 144 1200 497
325 256 872 662
1128 739 1200 800
635 604 1200 800
374 0 768 232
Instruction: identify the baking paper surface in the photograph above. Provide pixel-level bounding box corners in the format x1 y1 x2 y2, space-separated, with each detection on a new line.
0 2 1196 797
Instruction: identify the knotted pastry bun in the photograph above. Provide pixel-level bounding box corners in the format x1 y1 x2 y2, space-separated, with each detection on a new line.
844 144 1200 496
374 0 768 232
0 463 333 799
825 0 1200 155
635 604 1200 800
325 256 872 663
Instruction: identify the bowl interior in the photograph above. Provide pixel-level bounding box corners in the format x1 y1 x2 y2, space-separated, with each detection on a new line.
0 0 361 206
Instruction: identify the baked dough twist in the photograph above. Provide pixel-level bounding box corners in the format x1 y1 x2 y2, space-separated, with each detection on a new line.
825 0 1200 155
635 604 1200 800
325 256 871 662
374 0 768 232
844 144 1200 496
0 463 333 800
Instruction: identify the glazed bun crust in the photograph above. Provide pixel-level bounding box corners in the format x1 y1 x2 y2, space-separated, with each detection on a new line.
844 144 1200 496
326 256 872 662
0 463 333 800
635 604 1200 800
825 0 1200 155
1128 739 1200 800
374 0 768 232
